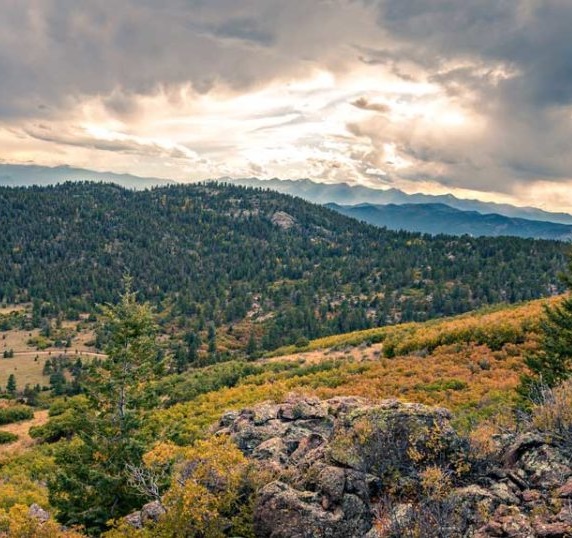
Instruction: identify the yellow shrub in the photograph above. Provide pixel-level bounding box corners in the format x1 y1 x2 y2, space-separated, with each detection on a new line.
420 466 452 500
106 436 256 538
531 379 572 440
0 504 83 538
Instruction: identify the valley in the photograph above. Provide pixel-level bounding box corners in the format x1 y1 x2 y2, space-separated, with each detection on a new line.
0 182 571 537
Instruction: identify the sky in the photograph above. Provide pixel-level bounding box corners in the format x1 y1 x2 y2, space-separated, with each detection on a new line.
1 0 572 211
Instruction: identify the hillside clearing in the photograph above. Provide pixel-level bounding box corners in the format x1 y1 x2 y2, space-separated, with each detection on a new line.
0 409 48 455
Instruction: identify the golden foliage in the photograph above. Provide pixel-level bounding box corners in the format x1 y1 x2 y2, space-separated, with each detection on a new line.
105 436 255 538
1 297 561 535
0 448 56 511
530 378 572 440
420 466 452 500
271 297 556 358
0 504 83 538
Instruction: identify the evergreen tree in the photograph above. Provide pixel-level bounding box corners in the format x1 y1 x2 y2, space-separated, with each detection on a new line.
184 330 200 366
6 374 16 396
519 255 572 399
173 344 188 374
49 281 161 534
42 358 53 375
49 370 66 396
0 181 568 353
23 383 38 406
246 330 258 358
207 322 217 355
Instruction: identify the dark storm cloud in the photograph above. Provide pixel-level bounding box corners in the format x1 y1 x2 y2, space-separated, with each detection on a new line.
350 0 572 193
0 0 370 118
212 17 275 46
376 0 572 109
0 1 268 116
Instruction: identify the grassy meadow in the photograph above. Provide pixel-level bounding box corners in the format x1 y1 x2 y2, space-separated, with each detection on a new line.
0 317 100 388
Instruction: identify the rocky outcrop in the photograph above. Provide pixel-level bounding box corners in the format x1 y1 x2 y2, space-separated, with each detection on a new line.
270 211 296 230
123 500 166 530
28 503 50 523
215 396 572 538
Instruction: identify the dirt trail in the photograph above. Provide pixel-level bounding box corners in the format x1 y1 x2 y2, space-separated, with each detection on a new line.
263 342 384 365
12 350 106 359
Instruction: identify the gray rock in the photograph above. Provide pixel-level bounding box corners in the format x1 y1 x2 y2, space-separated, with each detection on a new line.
216 396 469 537
28 503 50 523
140 500 166 524
254 481 371 538
124 510 143 529
126 395 572 537
489 482 521 505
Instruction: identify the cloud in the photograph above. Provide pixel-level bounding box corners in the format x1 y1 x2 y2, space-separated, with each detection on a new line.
359 0 572 194
0 0 384 117
0 1 571 210
22 123 199 161
351 97 390 113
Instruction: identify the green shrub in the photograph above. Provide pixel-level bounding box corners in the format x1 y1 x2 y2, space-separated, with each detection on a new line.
0 405 34 425
0 431 18 444
416 379 468 393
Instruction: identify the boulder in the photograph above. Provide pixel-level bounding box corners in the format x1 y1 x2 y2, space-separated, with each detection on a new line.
125 395 572 537
28 503 50 523
141 500 166 524
217 396 468 537
254 481 371 538
216 395 572 538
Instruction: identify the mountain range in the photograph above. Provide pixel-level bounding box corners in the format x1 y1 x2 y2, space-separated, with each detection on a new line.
228 177 572 226
0 163 173 189
0 182 567 350
327 202 572 241
2 165 572 240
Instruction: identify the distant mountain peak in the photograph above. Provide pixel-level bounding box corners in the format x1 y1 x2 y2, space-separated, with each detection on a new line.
327 202 572 241
227 177 572 226
0 163 176 190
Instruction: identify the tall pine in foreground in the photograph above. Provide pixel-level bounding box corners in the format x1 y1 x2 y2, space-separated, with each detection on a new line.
49 281 161 535
519 253 572 400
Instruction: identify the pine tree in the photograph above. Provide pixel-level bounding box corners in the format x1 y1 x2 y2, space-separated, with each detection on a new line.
6 374 16 396
42 358 53 375
246 331 258 358
184 330 200 365
49 371 66 396
519 254 572 400
173 344 188 374
49 280 161 534
23 383 38 406
207 322 217 355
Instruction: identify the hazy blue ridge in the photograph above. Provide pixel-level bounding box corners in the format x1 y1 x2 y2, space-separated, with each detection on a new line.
227 177 572 226
0 163 174 190
326 202 572 241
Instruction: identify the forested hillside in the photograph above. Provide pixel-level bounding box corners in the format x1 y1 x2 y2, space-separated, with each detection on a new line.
0 182 568 351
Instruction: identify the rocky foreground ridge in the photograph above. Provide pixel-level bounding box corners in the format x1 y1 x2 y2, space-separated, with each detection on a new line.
126 396 572 537
220 396 572 538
